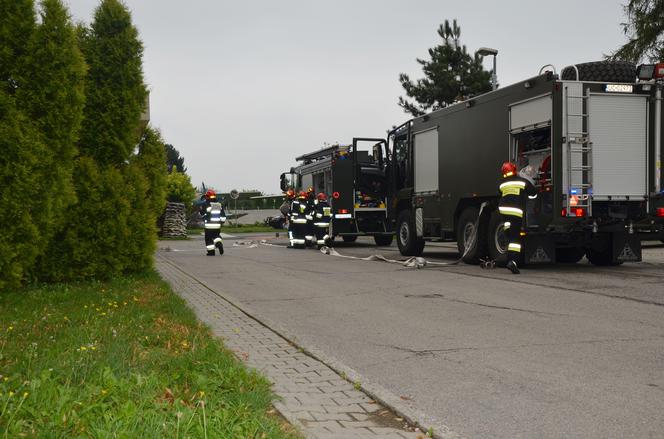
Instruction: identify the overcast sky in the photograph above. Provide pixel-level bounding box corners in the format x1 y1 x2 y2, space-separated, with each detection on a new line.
64 0 629 194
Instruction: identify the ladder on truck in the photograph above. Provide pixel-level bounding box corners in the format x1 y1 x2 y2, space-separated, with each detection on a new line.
564 83 592 217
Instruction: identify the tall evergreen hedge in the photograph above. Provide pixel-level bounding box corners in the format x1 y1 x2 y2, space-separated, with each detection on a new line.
1 0 168 287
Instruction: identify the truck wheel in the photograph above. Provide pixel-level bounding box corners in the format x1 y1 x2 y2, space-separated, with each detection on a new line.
456 207 488 264
561 61 636 83
556 247 585 263
342 235 357 243
397 210 424 256
374 234 394 246
487 211 509 266
586 248 622 266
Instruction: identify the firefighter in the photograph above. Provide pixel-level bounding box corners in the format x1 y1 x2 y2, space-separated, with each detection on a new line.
288 191 309 248
200 189 226 256
304 187 316 246
312 192 332 247
498 162 536 273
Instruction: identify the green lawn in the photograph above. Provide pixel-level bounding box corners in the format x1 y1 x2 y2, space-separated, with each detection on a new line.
0 272 300 438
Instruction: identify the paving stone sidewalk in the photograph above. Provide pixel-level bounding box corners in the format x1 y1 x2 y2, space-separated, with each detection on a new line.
157 257 424 439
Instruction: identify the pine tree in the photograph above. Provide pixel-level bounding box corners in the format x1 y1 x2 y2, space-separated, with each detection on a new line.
398 19 492 116
165 143 187 173
611 0 664 63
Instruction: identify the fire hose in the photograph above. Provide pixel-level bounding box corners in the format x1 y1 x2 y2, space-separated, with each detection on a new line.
233 202 492 270
317 202 489 269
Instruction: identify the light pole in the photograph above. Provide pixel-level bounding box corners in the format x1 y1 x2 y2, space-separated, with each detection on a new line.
477 47 498 91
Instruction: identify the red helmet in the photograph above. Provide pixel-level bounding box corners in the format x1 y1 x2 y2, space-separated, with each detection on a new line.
298 191 307 199
286 189 295 199
501 162 517 177
317 192 327 201
205 189 216 199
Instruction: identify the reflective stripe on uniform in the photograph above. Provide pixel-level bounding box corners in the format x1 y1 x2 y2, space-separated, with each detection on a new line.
292 218 307 224
213 237 222 244
508 243 521 252
499 181 526 190
499 206 523 218
206 245 215 250
211 210 221 214
205 223 221 229
290 239 305 245
503 221 511 229
316 240 326 245
314 222 329 227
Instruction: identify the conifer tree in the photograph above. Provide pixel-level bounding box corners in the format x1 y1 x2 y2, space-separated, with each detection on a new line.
78 0 147 165
398 20 492 116
45 0 159 280
18 0 86 280
611 0 664 63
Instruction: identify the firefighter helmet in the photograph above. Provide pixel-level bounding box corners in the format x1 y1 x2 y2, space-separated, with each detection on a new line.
205 189 216 199
501 162 517 178
286 189 295 199
298 191 307 199
317 192 327 201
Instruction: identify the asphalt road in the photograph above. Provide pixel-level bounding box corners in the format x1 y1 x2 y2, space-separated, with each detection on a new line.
158 234 664 439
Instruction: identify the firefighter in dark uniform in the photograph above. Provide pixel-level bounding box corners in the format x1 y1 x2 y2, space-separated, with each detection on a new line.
200 189 226 256
304 187 316 246
498 162 536 273
288 191 309 248
312 192 332 247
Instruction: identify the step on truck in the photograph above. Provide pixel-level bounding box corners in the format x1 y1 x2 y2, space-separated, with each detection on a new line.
280 138 394 246
389 61 664 266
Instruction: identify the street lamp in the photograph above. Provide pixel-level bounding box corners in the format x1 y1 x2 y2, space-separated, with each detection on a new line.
477 47 498 91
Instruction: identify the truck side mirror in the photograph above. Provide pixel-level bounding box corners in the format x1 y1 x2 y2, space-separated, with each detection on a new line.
280 173 287 192
373 144 384 168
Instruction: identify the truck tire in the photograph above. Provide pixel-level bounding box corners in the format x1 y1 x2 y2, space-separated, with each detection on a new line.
561 61 636 83
397 210 424 256
586 248 622 266
456 207 488 264
487 210 508 266
374 234 394 246
342 235 357 243
556 247 585 263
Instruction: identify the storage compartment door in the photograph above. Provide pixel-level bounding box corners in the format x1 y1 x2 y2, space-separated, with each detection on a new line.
590 94 648 198
413 128 439 193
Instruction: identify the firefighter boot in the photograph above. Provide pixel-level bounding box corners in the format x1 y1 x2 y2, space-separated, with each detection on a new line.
506 260 520 274
214 237 224 255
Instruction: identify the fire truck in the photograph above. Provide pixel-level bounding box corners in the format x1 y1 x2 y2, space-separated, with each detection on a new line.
280 138 394 246
388 61 664 265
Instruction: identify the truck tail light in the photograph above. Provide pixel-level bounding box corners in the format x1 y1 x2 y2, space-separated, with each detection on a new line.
575 207 586 217
656 207 664 217
655 63 664 79
332 191 340 199
561 208 567 217
339 209 348 214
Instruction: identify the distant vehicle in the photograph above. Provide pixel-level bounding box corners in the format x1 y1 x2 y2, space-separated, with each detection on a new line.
280 139 394 246
265 215 286 230
386 60 664 266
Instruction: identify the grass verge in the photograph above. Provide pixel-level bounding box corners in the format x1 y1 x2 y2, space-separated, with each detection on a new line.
0 272 300 438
